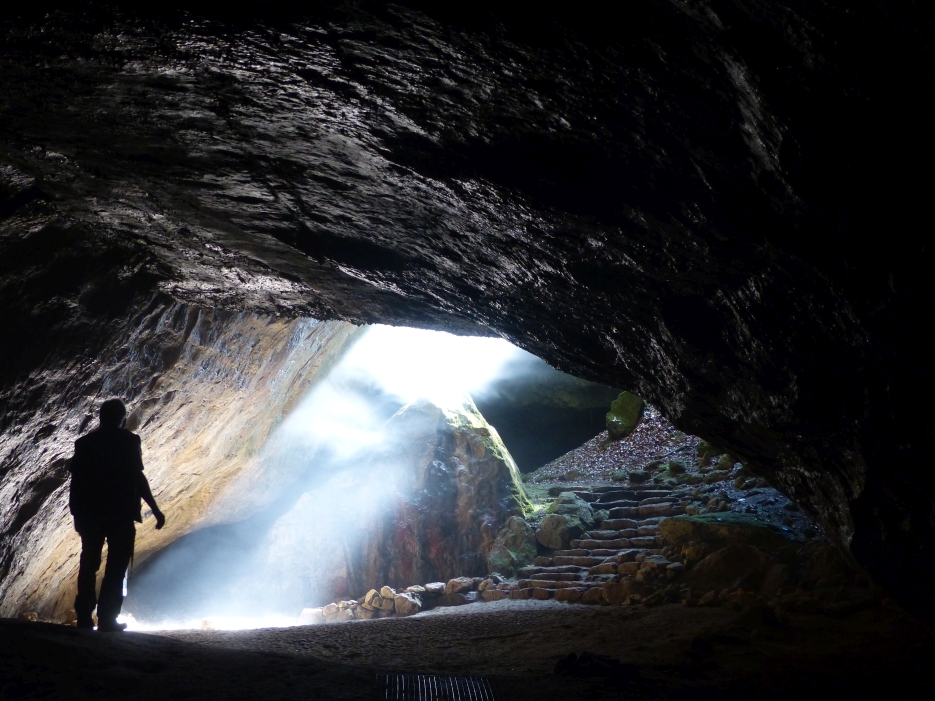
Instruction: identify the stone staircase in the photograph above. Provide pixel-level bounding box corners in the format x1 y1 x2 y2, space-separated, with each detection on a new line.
507 485 691 604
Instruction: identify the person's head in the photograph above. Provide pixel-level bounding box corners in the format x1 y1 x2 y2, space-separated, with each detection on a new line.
99 398 127 429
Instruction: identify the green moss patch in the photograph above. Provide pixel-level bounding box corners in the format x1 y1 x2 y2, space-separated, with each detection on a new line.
605 391 645 441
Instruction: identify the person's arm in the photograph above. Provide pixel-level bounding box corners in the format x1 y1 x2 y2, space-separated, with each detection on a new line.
135 471 166 529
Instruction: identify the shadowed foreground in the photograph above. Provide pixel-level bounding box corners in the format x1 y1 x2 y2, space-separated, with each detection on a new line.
3 599 933 700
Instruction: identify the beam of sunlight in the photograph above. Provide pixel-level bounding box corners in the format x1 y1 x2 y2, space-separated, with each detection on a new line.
124 326 532 631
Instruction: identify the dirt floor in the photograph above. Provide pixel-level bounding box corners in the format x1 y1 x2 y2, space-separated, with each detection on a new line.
4 596 934 700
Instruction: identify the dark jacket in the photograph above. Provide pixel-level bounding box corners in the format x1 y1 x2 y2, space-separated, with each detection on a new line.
69 426 145 528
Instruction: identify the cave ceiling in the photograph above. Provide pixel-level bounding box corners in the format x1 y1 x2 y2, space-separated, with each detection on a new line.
2 1 934 619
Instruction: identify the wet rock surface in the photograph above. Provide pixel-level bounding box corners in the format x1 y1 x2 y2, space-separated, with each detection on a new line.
1 1 935 618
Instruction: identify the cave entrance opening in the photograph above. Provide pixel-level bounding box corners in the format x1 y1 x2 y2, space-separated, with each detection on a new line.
122 324 617 631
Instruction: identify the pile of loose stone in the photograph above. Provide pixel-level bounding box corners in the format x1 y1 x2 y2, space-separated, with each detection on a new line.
300 576 512 623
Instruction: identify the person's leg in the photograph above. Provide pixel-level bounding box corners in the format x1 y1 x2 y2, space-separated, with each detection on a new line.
74 526 105 629
96 521 135 629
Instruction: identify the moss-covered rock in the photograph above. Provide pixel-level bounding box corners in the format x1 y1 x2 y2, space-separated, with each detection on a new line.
715 453 737 470
543 492 595 533
487 517 537 576
654 459 690 482
605 391 645 440
696 440 724 465
536 514 581 550
659 512 803 552
666 459 688 474
538 490 597 549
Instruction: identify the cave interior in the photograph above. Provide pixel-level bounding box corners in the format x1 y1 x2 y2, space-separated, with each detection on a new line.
2 1 935 699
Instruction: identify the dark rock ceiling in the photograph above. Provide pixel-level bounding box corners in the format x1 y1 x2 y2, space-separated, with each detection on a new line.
2 1 934 619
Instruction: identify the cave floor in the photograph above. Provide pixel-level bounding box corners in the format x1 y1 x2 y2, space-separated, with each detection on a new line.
3 598 934 700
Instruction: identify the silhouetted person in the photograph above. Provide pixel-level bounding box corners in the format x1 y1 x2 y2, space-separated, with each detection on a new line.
69 398 165 631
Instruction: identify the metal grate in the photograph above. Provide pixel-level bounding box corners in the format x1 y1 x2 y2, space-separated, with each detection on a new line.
378 674 496 701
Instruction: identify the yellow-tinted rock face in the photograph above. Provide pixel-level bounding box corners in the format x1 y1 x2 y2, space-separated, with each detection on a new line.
0 302 359 620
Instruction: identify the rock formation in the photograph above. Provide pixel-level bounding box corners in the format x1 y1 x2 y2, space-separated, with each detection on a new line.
151 395 530 616
353 397 530 595
2 2 935 619
0 300 358 618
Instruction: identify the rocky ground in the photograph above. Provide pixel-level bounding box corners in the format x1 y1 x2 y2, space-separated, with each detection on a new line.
3 595 933 700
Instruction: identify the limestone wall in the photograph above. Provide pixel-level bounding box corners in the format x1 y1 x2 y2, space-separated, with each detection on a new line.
0 300 359 619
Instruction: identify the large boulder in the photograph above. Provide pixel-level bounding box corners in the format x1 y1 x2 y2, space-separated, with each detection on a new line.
350 397 530 595
534 515 580 551
546 492 596 525
685 544 775 595
605 392 646 441
659 513 802 552
536 493 595 549
487 517 537 576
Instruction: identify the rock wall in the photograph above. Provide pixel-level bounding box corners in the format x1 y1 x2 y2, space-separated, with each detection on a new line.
0 295 358 619
355 398 530 593
247 397 529 611
2 2 935 618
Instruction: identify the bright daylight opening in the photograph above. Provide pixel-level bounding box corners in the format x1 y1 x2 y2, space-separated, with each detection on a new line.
120 325 531 631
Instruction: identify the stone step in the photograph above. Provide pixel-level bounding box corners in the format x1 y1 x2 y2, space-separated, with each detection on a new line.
517 565 586 576
518 579 591 590
589 548 635 557
582 529 637 540
577 538 632 550
598 500 640 510
608 506 641 518
614 549 644 562
638 503 676 517
526 572 585 582
629 536 659 547
587 563 618 576
595 490 637 503
552 548 589 557
552 555 606 567
634 490 674 499
637 517 666 526
601 518 638 530
640 496 673 505
582 530 624 540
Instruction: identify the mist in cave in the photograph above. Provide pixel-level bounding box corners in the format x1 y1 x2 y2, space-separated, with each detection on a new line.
122 325 548 630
